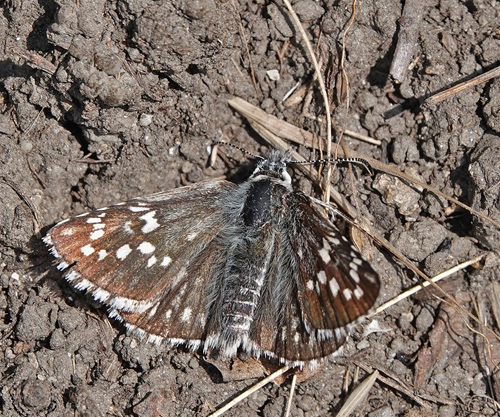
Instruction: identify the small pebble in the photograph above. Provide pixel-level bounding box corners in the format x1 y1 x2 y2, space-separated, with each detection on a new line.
139 114 153 126
266 69 280 81
20 140 33 153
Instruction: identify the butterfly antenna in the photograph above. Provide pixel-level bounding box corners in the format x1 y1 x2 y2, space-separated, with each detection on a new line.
292 157 374 176
215 140 265 160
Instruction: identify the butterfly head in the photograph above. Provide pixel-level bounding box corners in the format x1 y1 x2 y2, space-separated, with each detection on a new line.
251 149 292 184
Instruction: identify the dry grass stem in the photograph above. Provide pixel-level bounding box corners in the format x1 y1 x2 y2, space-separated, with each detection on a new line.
284 373 297 417
281 0 334 203
425 64 500 104
231 0 259 95
339 0 358 111
368 254 486 318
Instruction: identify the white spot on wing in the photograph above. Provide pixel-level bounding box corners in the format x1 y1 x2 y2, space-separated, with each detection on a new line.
97 250 108 261
349 268 360 283
147 256 157 267
317 270 327 284
186 231 198 241
86 217 101 224
116 244 132 260
138 241 155 254
329 278 340 296
161 256 172 267
90 229 105 240
140 210 160 233
123 221 134 234
354 287 364 299
306 280 314 291
366 273 378 284
343 288 353 300
129 206 149 212
319 247 331 263
81 244 95 256
329 236 340 245
319 238 332 263
60 228 75 236
181 308 192 322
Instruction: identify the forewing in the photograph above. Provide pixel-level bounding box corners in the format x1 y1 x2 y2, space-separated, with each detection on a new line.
45 180 237 317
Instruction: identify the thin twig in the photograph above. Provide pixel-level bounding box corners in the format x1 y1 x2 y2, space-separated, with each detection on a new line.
208 366 289 417
230 56 246 80
351 361 432 408
231 0 259 95
0 178 41 233
11 46 57 74
368 254 486 318
281 0 333 203
389 0 426 83
72 155 114 164
284 373 297 417
339 0 358 111
425 64 500 104
21 106 44 138
344 129 381 146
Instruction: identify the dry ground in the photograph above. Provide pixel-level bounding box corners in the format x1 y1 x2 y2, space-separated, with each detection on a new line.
1 0 500 416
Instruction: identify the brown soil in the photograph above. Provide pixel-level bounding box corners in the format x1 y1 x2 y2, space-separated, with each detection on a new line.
1 0 499 416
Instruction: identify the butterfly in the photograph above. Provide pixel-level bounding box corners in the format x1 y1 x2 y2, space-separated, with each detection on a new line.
44 149 380 368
